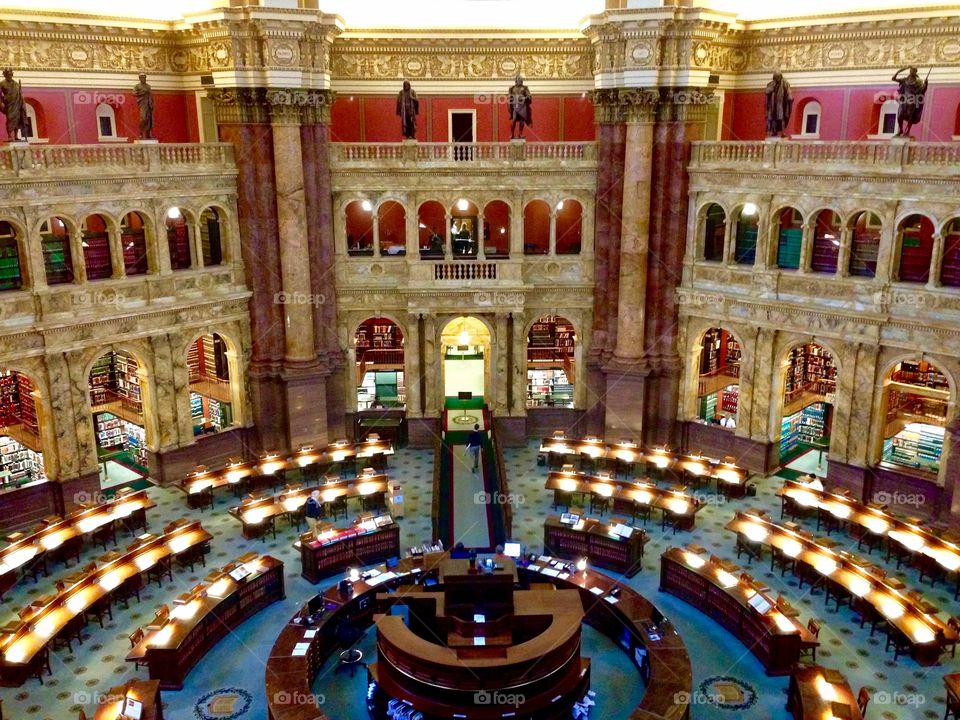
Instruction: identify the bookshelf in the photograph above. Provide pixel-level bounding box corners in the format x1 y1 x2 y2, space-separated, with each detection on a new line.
167 218 192 270
82 233 113 281
527 368 573 408
0 374 17 427
849 228 880 277
883 424 944 472
89 354 114 407
810 234 839 273
0 232 22 291
698 392 718 421
797 402 828 445
720 385 739 414
124 421 147 467
95 412 124 449
898 225 933 283
942 232 960 287
777 227 802 269
734 223 757 264
784 344 836 405
780 412 801 458
41 231 73 285
16 374 38 435
543 516 647 577
299 523 400 584
0 435 45 486
121 226 148 275
527 317 576 362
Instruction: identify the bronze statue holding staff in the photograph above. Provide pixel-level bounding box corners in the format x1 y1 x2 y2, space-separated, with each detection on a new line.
892 66 929 138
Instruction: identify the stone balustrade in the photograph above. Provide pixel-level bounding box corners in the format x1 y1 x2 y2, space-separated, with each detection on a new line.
331 141 596 168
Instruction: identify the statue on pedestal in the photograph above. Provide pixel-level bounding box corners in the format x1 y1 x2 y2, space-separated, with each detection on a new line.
396 80 419 140
0 68 28 142
508 75 532 139
892 66 929 137
764 71 793 138
133 73 154 140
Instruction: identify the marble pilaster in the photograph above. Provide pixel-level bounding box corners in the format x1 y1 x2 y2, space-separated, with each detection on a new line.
494 313 509 415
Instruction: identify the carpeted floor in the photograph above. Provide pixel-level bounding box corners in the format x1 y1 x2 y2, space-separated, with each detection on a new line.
1 440 957 719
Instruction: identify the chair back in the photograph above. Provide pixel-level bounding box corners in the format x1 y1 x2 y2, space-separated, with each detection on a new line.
857 686 870 713
129 627 144 647
808 618 821 638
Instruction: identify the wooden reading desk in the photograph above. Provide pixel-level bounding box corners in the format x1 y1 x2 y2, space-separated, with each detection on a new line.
127 553 285 689
0 489 155 598
787 666 863 720
543 515 648 577
93 679 163 720
297 514 400 583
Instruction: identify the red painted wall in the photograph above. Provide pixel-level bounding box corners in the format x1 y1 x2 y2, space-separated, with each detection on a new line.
329 93 596 143
722 83 960 141
22 88 193 144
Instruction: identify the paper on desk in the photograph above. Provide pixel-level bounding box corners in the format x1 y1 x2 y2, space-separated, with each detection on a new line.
589 586 604 595
292 642 311 656
303 629 317 639
604 595 619 604
368 571 397 586
538 555 551 563
541 568 561 578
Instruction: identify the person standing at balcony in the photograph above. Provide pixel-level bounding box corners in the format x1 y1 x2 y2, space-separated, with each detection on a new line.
508 75 532 139
892 66 929 138
397 80 419 140
0 68 28 142
764 71 793 138
134 73 154 140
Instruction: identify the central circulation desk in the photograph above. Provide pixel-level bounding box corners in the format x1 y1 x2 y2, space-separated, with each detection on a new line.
298 517 400 583
544 515 648 577
127 554 285 689
265 553 692 720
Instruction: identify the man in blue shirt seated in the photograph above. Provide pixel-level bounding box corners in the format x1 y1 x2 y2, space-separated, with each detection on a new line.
466 423 484 472
305 490 323 537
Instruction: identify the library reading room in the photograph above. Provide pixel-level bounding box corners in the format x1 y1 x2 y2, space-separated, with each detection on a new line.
3 0 960 718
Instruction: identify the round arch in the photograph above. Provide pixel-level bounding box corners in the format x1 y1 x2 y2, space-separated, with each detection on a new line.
0 365 54 484
438 315 494 408
354 317 407 412
525 314 577 409
846 210 883 278
183 330 244 433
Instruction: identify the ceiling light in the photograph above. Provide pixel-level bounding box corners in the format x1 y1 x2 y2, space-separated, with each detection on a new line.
457 198 469 212
742 203 758 217
166 207 181 220
361 200 372 212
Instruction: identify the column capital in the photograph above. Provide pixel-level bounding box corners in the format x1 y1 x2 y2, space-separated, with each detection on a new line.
209 88 335 125
656 88 714 123
589 88 658 124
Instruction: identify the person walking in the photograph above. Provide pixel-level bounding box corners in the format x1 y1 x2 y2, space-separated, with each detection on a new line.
305 489 323 537
467 423 484 473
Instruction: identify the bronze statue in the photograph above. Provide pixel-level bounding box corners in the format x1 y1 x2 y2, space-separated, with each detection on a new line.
508 75 532 139
0 68 28 142
396 80 419 140
892 66 929 137
133 73 154 140
764 71 793 137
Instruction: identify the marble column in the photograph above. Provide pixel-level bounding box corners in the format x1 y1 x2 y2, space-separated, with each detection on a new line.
942 418 960 516
405 313 422 419
494 313 509 415
797 222 813 273
927 233 944 289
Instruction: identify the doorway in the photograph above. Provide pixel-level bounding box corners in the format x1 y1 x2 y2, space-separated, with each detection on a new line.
440 316 491 408
449 110 476 161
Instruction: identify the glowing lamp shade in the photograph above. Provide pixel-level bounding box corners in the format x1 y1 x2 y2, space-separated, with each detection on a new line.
863 515 889 534
281 497 301 512
827 502 851 519
3 546 37 570
151 625 175 646
261 460 283 475
349 568 361 582
35 616 57 639
559 478 578 493
135 554 155 571
77 516 105 533
667 498 690 515
66 593 88 614
742 523 768 543
556 200 564 210
715 468 740 484
878 595 904 619
189 479 213 493
649 454 670 470
582 445 602 459
113 502 135 518
814 556 838 576
781 538 802 558
635 490 653 505
576 558 587 572
716 569 738 588
297 456 313 468
815 675 838 702
742 202 758 216
912 625 936 644
169 535 192 554
100 571 123 591
684 552 705 569
594 483 613 498
793 490 818 508
889 530 924 552
243 508 266 525
687 462 707 476
358 482 379 496
166 206 181 220
771 612 795 633
849 576 872 598
40 533 64 550
928 548 960 572
458 330 470 346
4 641 26 663
207 578 231 598
331 450 347 463
171 600 201 621
226 470 244 484
457 198 469 211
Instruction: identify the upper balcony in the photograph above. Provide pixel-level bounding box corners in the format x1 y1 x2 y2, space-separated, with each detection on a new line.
330 141 596 170
689 140 960 180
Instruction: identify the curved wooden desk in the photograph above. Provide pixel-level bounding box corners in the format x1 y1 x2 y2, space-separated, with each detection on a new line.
264 553 691 720
787 666 862 720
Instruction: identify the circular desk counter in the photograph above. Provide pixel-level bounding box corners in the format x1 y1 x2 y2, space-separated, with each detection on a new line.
265 554 691 720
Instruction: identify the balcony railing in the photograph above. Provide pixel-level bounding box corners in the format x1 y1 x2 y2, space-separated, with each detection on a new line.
0 143 236 178
332 141 596 166
689 140 960 175
434 262 498 280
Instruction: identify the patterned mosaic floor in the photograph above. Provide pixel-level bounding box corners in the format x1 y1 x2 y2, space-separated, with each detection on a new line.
0 441 956 719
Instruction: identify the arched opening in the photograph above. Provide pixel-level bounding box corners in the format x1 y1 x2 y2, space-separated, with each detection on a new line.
440 316 491 406
775 207 803 270
0 370 47 487
779 342 836 469
355 318 405 411
555 199 582 255
733 204 759 265
523 200 550 255
482 200 510 258
0 221 24 291
199 207 224 266
942 218 960 287
165 207 192 270
345 199 374 256
89 350 149 485
378 201 406 256
81 213 113 281
451 199 480 257
881 359 948 474
896 214 935 283
187 333 236 435
848 211 882 278
23 101 42 141
418 201 446 258
527 315 576 408
121 211 149 276
40 216 74 285
799 99 821 137
702 203 726 262
877 98 899 136
811 210 841 274
96 102 118 140
695 327 740 428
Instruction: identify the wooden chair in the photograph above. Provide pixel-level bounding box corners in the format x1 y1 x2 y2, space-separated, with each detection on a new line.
30 645 52 684
943 617 960 659
78 711 87 720
146 556 173 587
632 499 651 526
329 496 348 521
884 622 912 661
551 490 572 511
114 573 143 607
589 492 610 516
799 619 820 663
129 627 146 670
945 683 960 720
857 687 870 717
52 613 84 653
